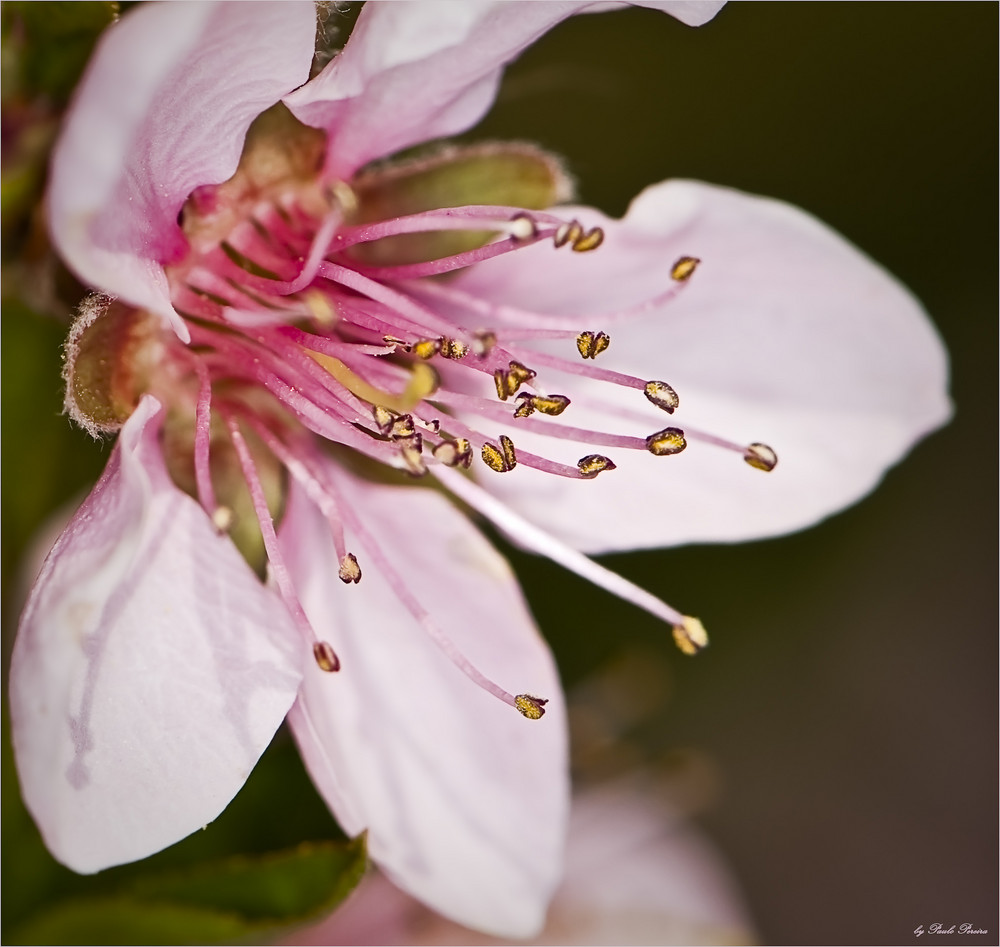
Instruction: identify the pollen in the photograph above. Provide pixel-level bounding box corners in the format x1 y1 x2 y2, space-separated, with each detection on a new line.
576 330 611 359
313 640 341 672
441 338 469 360
494 360 537 400
571 226 604 253
643 380 680 414
744 442 778 472
577 454 617 478
672 616 708 656
670 256 700 281
646 427 688 456
481 434 517 472
338 552 362 584
411 338 442 360
514 694 548 720
513 392 570 418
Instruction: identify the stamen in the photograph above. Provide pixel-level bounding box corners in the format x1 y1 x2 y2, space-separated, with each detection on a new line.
514 695 548 720
338 552 362 584
576 331 611 360
313 640 341 672
570 226 604 253
553 220 582 249
577 454 617 478
672 616 708 656
433 466 689 628
671 256 700 282
513 392 571 418
493 360 537 400
646 427 688 456
481 435 517 472
432 437 473 468
744 442 779 472
643 380 680 414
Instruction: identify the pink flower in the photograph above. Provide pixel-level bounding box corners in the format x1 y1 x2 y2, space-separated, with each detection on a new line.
10 0 949 939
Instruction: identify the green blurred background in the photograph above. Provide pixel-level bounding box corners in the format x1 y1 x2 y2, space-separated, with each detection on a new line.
2 3 996 945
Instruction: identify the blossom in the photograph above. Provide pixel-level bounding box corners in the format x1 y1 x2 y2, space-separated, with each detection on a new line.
10 0 950 940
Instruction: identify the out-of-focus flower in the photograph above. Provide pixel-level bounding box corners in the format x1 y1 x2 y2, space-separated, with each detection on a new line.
9 0 949 939
286 777 756 946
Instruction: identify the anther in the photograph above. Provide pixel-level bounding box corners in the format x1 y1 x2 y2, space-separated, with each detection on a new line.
481 435 517 472
744 442 778 472
577 454 617 478
646 427 688 456
389 414 416 440
672 616 708 656
509 212 539 241
514 694 548 720
211 505 235 534
571 226 604 253
576 330 610 359
472 330 497 356
411 338 442 360
494 361 537 400
553 220 583 249
399 440 427 476
671 256 700 282
513 392 571 419
338 553 362 584
313 640 342 672
432 437 473 468
372 404 396 435
440 338 470 360
643 380 680 414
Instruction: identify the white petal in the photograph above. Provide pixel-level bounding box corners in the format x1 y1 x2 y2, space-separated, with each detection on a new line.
47 1 316 335
449 179 952 552
278 469 568 938
9 396 304 872
286 1 722 179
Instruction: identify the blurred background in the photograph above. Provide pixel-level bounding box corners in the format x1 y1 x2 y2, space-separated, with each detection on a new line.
2 3 996 945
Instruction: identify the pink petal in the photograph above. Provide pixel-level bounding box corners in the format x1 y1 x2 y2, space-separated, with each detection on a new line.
285 1 723 180
278 470 568 938
9 396 304 873
449 179 951 552
47 1 316 337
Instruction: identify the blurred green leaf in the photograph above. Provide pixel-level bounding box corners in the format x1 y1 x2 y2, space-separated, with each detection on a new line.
6 837 367 946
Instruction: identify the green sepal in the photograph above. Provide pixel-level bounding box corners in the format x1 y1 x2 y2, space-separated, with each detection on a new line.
5 837 368 946
350 142 572 265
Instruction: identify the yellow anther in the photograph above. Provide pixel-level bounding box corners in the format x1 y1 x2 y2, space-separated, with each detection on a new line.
473 330 497 356
672 616 708 656
509 212 539 241
571 226 604 253
441 338 470 360
432 437 473 468
505 361 535 394
313 641 341 673
645 426 687 456
500 434 517 468
372 404 396 435
383 335 407 347
389 414 416 440
514 694 548 720
399 442 427 477
493 368 509 401
338 553 362 584
577 454 617 478
513 392 570 419
411 338 442 360
553 220 583 249
671 256 700 282
576 330 610 359
643 380 679 414
744 442 778 472
481 435 517 472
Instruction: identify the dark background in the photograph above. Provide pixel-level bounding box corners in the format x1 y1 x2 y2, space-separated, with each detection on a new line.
3 3 996 945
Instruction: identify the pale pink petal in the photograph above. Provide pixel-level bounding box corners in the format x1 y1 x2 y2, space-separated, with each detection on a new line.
47 1 316 337
447 179 951 552
9 396 304 873
278 471 568 938
286 1 723 180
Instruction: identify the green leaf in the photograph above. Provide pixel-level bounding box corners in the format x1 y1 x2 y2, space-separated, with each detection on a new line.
6 837 368 946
